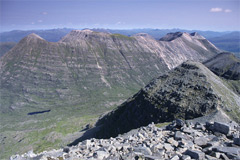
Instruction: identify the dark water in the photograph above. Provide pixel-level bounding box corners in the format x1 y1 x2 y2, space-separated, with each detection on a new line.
27 109 51 115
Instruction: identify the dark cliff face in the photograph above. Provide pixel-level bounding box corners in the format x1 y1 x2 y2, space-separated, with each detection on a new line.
90 61 240 139
204 52 240 80
0 30 220 113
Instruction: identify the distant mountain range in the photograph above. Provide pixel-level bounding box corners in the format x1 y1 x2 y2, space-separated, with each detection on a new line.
0 30 221 158
0 28 239 58
0 28 73 42
208 32 240 56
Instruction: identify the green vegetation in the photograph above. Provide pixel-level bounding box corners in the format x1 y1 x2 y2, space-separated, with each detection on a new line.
222 79 240 96
155 122 171 128
111 34 135 40
0 84 138 159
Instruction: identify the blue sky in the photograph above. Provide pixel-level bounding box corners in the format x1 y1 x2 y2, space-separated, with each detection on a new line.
0 0 239 32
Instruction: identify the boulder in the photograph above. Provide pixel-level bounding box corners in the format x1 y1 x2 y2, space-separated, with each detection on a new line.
213 146 240 158
167 137 179 147
194 137 208 147
163 143 174 152
233 138 240 146
170 155 179 160
93 151 109 159
144 155 162 160
214 122 231 135
133 146 152 156
176 119 185 128
185 149 205 160
175 131 190 141
181 155 191 160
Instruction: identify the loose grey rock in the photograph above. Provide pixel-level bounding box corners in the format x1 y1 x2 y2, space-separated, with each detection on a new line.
175 131 190 141
181 155 191 160
93 151 109 159
164 143 174 152
185 149 205 160
176 119 185 129
220 153 230 160
181 127 195 134
167 137 179 147
10 120 240 160
234 137 240 146
144 155 162 160
170 155 180 160
205 155 218 160
134 146 152 156
213 146 240 157
214 122 231 135
194 137 208 147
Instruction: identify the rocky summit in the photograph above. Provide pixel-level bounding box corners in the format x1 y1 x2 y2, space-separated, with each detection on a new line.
86 61 240 140
10 119 240 160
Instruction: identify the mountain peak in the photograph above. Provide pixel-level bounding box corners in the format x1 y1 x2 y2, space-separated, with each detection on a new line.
132 33 154 39
190 32 205 39
72 29 93 34
59 29 110 43
159 32 184 41
18 33 46 45
87 60 240 140
25 33 45 40
159 32 206 41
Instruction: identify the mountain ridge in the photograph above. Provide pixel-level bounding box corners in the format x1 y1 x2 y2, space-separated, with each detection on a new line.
204 52 240 80
83 61 240 141
0 30 221 115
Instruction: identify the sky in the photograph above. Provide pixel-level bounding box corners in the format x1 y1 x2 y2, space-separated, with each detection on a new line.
0 0 239 32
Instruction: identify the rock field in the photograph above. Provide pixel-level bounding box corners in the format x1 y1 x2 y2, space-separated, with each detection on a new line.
11 119 240 160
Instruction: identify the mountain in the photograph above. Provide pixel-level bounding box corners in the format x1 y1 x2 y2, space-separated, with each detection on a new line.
0 30 219 113
204 52 240 96
1 28 238 58
91 28 230 39
0 30 220 158
0 42 17 57
84 61 240 140
208 32 240 55
204 52 240 80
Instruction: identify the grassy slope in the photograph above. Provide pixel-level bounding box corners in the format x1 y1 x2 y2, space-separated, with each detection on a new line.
198 63 240 122
0 86 138 159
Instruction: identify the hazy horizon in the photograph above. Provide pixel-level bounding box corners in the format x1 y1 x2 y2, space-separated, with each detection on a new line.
1 0 239 32
1 27 240 34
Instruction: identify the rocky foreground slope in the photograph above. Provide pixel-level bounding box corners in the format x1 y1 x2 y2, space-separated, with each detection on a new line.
11 119 240 160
